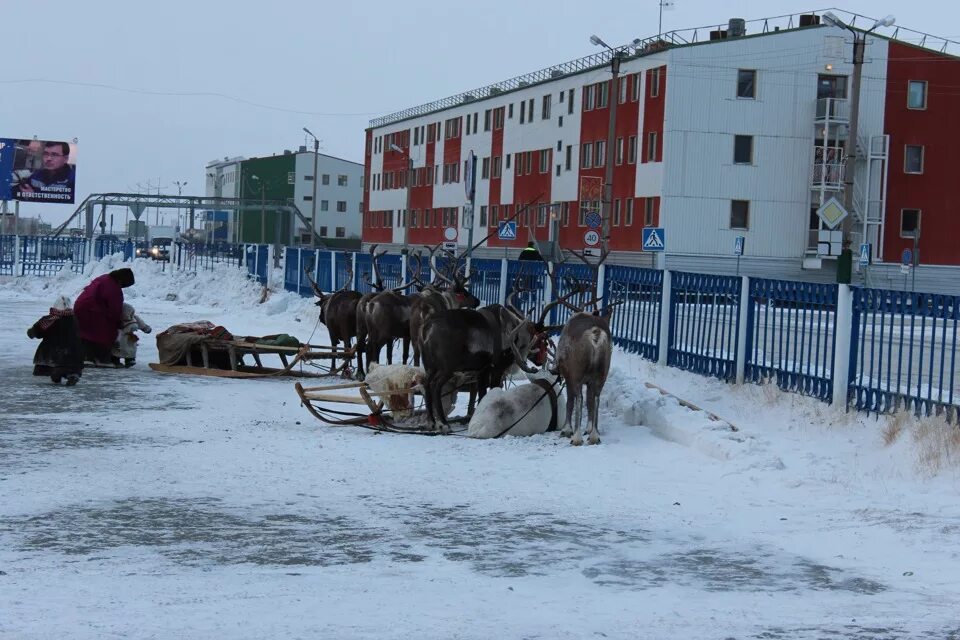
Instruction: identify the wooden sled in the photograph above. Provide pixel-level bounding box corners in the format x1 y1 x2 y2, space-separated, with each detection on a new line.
149 340 356 380
295 375 478 434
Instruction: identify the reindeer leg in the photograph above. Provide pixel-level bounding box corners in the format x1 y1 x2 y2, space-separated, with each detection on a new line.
402 337 410 365
571 386 584 446
386 339 394 366
560 383 575 438
586 384 601 445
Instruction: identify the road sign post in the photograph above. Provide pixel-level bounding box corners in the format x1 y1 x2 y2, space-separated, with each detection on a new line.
642 227 665 270
464 152 477 258
734 235 745 276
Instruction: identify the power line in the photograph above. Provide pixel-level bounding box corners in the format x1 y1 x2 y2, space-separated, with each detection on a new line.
0 78 386 117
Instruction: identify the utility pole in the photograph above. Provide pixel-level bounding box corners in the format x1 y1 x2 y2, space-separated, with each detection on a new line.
591 35 623 258
304 128 320 248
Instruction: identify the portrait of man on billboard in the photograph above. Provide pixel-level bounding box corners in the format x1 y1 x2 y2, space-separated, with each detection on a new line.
9 139 78 204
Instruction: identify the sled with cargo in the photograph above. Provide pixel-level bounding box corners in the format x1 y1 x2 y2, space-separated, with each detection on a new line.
147 321 355 379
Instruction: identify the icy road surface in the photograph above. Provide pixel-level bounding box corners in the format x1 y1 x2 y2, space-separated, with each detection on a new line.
1 261 959 639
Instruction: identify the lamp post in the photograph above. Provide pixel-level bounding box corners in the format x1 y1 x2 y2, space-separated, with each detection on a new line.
250 175 268 244
303 127 320 247
590 34 624 257
174 180 188 234
206 171 226 244
822 12 895 254
390 143 413 254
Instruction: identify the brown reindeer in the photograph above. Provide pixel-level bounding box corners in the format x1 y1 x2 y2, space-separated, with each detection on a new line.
304 261 362 374
358 248 422 378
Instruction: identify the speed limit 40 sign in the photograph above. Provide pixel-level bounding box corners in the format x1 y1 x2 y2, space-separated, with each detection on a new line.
583 230 600 247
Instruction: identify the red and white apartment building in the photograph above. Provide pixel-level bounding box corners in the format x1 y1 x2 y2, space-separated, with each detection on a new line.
362 10 960 289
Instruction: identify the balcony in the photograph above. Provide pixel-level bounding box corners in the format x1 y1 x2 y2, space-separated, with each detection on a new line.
811 146 846 190
815 97 849 124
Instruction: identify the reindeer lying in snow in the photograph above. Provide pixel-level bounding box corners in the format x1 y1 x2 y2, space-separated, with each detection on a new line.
467 369 566 438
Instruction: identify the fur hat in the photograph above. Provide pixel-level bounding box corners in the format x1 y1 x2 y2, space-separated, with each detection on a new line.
110 268 135 288
52 295 72 311
122 302 135 318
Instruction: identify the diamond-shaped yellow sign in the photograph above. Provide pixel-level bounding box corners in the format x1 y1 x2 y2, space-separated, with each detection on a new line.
816 197 849 230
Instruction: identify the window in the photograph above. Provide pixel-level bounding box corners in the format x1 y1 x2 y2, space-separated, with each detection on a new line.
737 69 756 98
338 174 348 186
618 77 628 104
359 201 363 213
322 174 330 185
904 145 924 174
505 154 511 169
482 157 490 179
491 205 498 225
304 174 314 181
558 115 563 128
321 200 329 211
492 156 502 178
901 209 921 237
584 84 596 111
568 88 575 114
613 199 621 226
484 109 492 131
444 117 461 139
597 81 609 108
542 95 551 119
730 200 750 229
556 164 561 177
817 75 848 100
907 80 927 110
303 195 313 201
539 149 549 173
520 100 526 124
473 112 479 134
508 103 514 119
594 140 605 167
646 132 658 162
628 136 637 164
411 210 419 227
537 204 547 227
644 198 655 226
631 72 641 101
734 135 753 164
650 68 661 98
336 227 345 238
480 205 488 227
561 202 570 226
615 137 624 165
287 171 295 184
528 99 534 122
336 201 347 212
414 128 420 146
581 142 593 168
578 203 587 226
626 199 634 226
494 107 505 129
565 145 572 171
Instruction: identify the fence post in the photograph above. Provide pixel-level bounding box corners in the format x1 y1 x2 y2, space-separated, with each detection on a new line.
401 252 408 284
657 270 672 366
543 261 553 307
266 245 275 288
597 263 606 310
735 276 750 384
831 283 853 407
351 251 358 290
499 258 508 305
329 251 336 291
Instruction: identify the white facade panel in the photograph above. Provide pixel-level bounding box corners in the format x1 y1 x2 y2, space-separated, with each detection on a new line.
293 153 363 240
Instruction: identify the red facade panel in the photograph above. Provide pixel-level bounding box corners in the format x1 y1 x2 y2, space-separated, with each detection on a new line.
882 42 960 265
408 126 438 245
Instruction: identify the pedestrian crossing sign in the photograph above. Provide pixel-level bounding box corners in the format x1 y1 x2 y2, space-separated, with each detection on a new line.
497 221 517 240
642 227 665 252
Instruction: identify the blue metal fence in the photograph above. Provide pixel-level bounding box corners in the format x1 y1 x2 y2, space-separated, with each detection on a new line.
549 263 595 327
505 259 548 319
668 272 741 381
745 278 837 402
245 244 269 285
605 265 663 361
850 287 960 420
469 258 503 307
19 237 88 276
334 252 352 291
0 236 14 276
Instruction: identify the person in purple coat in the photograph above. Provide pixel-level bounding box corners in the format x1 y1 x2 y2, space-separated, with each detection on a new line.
73 268 135 365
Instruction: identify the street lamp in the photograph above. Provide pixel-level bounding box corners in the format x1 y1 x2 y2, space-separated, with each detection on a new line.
590 34 624 260
390 143 413 254
821 11 895 270
303 127 320 247
174 180 188 234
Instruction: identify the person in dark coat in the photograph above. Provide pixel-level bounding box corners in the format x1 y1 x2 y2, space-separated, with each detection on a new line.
74 267 135 365
518 241 542 262
27 295 84 385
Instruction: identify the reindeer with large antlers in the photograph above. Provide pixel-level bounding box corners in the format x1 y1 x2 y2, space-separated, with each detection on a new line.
551 247 624 445
304 259 362 374
408 244 480 367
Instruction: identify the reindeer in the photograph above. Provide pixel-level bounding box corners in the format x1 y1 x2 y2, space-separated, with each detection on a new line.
304 261 362 374
552 248 624 445
359 249 423 378
409 246 480 366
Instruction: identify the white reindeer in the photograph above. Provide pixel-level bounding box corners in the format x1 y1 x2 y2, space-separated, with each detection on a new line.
467 370 565 439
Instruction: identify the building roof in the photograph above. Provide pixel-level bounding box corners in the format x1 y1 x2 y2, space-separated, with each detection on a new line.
369 7 959 130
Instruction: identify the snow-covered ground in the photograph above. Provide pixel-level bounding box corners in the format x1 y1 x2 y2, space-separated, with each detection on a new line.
1 258 959 639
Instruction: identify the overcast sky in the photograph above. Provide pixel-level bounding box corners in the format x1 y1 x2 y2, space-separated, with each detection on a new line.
2 0 954 226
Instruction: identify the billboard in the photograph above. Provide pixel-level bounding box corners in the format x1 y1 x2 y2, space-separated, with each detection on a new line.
0 138 78 204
